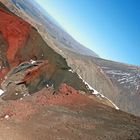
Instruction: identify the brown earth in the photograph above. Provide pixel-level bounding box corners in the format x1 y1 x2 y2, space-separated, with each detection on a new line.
0 84 140 140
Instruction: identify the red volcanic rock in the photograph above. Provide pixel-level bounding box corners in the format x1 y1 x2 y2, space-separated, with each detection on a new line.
58 83 79 95
0 8 31 83
36 84 93 107
2 100 37 121
1 84 91 121
0 9 30 65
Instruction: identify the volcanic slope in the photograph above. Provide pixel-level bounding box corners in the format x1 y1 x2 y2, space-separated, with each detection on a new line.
2 0 140 117
0 2 140 140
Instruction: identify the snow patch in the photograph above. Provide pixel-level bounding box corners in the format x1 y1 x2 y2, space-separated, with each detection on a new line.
106 70 130 76
15 93 19 96
97 93 119 110
78 74 119 110
68 69 75 73
4 115 10 119
104 68 140 92
136 85 139 90
30 59 36 64
0 89 4 96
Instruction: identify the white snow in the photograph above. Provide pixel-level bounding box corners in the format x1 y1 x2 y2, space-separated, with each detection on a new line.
0 89 4 96
46 84 49 88
77 74 100 95
68 69 74 73
117 78 126 82
23 94 26 97
97 93 119 110
30 59 36 64
101 66 110 69
104 68 140 91
15 93 19 95
136 85 139 90
77 74 119 110
106 70 130 76
23 93 30 97
120 81 125 84
4 115 10 119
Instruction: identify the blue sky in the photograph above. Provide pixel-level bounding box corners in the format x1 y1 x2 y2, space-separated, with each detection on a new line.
35 0 140 66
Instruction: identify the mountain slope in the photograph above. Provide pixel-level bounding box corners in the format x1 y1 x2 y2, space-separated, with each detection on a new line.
0 89 140 140
92 57 140 116
1 0 140 117
0 2 140 140
0 1 118 108
63 49 140 116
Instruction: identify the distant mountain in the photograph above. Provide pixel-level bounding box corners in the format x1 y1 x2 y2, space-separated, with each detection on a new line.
92 57 140 116
10 0 99 58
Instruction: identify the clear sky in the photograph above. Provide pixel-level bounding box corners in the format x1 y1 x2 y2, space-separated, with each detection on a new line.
35 0 140 66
